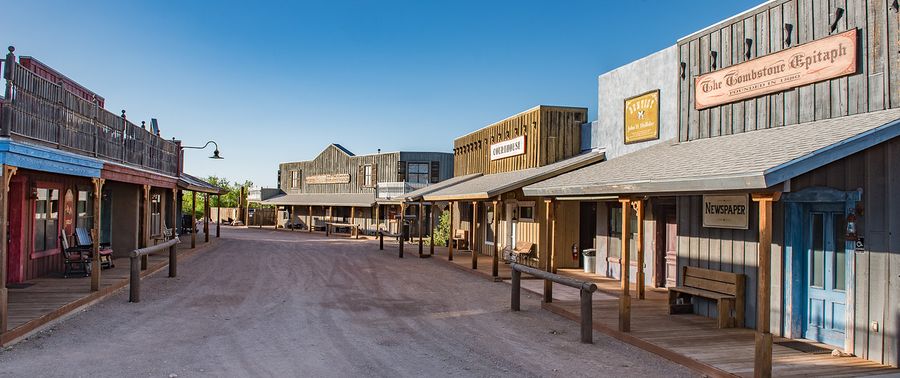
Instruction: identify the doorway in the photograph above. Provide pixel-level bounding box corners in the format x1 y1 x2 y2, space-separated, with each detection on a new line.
505 202 518 249
802 202 848 347
578 202 596 269
655 205 677 288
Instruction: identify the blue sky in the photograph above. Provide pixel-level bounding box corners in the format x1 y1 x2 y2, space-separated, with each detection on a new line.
4 0 760 187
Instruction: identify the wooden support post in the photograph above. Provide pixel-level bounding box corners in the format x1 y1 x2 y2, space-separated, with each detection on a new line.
351 206 357 238
129 256 141 303
399 203 405 258
91 178 104 292
0 165 17 333
492 198 499 278
752 193 779 378
216 194 221 237
239 186 246 226
328 206 333 223
141 185 150 270
429 204 436 256
471 201 478 270
169 188 178 278
191 191 197 249
379 230 384 250
511 268 521 311
543 199 554 303
448 202 454 261
204 193 210 242
417 202 424 257
374 204 380 234
308 205 313 233
619 197 632 332
581 288 594 344
635 200 645 300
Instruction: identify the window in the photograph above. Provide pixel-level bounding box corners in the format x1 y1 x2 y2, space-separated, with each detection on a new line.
150 194 162 236
485 204 495 244
607 204 637 261
76 190 93 230
34 188 60 254
291 170 301 189
407 162 430 184
517 201 535 221
364 165 373 187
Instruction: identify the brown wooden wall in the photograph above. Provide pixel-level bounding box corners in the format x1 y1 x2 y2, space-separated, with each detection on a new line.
678 0 900 142
453 106 586 176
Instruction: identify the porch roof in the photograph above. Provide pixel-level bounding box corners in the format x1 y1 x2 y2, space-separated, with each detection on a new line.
0 138 103 177
523 108 900 197
177 173 227 194
421 150 605 201
261 192 376 207
402 173 482 202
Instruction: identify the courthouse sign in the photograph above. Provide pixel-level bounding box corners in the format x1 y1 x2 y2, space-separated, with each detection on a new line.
490 135 526 161
702 194 749 229
695 28 857 109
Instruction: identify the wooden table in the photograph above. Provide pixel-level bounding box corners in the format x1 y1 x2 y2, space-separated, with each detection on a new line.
325 222 359 238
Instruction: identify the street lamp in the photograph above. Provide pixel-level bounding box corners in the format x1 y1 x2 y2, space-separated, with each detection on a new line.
182 140 223 159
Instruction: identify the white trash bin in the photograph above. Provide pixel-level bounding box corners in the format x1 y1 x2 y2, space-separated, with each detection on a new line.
582 249 596 273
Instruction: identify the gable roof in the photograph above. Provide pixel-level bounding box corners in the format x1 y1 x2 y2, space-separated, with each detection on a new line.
330 143 355 156
523 108 900 197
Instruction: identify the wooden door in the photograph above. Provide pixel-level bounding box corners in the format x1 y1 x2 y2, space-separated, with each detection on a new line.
803 203 848 347
664 213 677 288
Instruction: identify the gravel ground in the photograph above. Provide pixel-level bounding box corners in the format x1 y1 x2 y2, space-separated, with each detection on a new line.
0 227 696 377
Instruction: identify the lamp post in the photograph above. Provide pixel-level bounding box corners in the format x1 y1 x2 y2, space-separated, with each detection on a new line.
180 140 224 244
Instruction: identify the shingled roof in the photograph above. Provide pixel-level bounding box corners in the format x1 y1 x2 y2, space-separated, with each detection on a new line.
523 108 900 197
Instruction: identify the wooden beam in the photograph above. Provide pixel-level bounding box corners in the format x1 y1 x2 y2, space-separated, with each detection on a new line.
141 185 150 270
216 195 221 237
471 201 478 269
374 204 380 234
191 191 197 248
492 198 499 278
91 178 104 291
448 201 454 261
418 202 424 257
429 204 436 256
170 188 178 277
204 193 210 242
328 206 333 223
308 205 313 233
752 193 779 378
619 197 632 332
635 200 645 300
0 165 16 333
543 199 553 303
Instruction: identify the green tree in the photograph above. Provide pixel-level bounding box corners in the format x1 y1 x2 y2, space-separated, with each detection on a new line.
432 210 450 247
181 176 254 218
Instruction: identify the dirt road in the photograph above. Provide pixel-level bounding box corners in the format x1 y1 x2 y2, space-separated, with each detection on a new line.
0 228 694 377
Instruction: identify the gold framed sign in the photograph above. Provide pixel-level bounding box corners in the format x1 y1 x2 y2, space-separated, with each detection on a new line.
702 194 749 230
624 90 660 144
695 28 857 109
306 174 351 185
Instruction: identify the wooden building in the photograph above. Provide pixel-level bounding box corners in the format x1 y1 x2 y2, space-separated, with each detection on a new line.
524 0 900 372
259 144 453 235
407 105 602 279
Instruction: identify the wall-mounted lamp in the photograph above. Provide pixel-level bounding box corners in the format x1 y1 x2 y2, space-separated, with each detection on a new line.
830 8 844 34
710 51 718 70
892 0 899 12
745 39 754 60
784 24 794 47
680 62 686 80
182 140 224 159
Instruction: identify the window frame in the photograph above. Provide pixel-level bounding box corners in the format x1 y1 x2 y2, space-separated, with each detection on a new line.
32 183 62 259
484 203 495 245
406 162 430 184
517 201 535 222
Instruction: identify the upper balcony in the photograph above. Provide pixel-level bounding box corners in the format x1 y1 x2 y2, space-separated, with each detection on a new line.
0 47 180 177
376 181 428 200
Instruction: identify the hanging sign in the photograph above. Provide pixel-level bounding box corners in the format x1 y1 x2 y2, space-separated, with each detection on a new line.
695 28 857 109
306 174 351 185
490 135 526 161
702 194 749 230
624 90 660 144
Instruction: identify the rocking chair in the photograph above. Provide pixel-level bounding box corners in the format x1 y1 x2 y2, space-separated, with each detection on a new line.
60 233 90 278
75 228 115 269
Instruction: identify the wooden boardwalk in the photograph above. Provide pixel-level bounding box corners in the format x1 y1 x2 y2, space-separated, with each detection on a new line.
544 269 898 377
2 237 214 346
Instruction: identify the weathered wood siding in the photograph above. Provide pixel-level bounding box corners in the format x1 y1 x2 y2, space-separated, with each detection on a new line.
278 145 453 195
788 137 900 365
678 0 899 142
453 106 587 176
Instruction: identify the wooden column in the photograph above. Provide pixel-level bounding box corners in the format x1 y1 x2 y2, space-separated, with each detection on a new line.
374 204 380 232
417 202 424 257
543 199 554 303
399 202 406 258
216 195 221 237
448 202 454 261
350 206 356 226
308 205 313 233
635 200 645 300
0 166 17 333
141 185 150 270
169 188 178 277
429 204 436 256
471 201 478 270
239 186 246 226
492 198 500 278
619 197 632 332
328 206 333 223
257 202 262 229
752 193 779 378
91 178 104 291
191 191 197 249
204 194 210 242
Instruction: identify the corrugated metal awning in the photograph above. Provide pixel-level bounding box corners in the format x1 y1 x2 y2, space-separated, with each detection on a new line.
261 192 376 207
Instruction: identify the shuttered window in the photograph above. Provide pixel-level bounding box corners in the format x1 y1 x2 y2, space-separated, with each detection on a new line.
430 161 440 183
397 161 406 182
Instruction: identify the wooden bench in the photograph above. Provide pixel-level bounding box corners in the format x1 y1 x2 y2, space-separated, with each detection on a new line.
326 222 359 238
312 219 327 232
502 241 534 264
451 229 468 250
668 266 745 328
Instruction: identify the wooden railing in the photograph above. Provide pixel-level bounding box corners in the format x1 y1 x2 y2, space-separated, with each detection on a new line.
0 48 180 177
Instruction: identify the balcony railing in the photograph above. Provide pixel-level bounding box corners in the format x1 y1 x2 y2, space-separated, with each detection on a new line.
0 49 180 177
376 181 428 199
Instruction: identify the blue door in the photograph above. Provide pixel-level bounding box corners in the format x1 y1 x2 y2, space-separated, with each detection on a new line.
803 203 849 346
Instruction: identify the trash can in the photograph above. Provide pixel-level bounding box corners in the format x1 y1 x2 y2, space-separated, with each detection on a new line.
582 249 596 274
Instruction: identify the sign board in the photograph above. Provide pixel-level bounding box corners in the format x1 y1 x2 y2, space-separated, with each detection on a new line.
490 135 526 161
702 194 749 229
695 29 857 109
306 173 351 185
624 90 660 144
